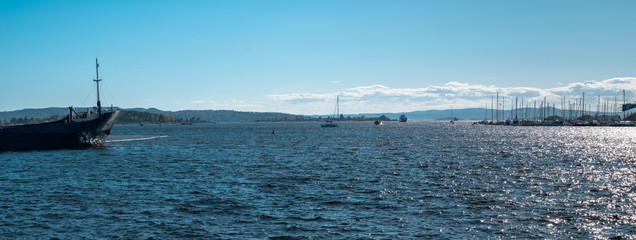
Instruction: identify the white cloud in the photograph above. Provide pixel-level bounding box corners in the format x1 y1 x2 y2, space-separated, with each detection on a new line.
267 77 636 114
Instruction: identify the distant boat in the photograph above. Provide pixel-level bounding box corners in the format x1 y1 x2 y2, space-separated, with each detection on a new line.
140 119 144 126
374 120 383 125
399 114 407 122
0 58 120 151
321 95 340 128
321 120 338 127
450 108 455 124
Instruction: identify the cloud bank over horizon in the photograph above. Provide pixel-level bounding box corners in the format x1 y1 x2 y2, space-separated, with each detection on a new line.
266 77 636 115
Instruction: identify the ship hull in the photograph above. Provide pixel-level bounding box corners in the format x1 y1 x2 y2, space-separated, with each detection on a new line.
321 120 338 127
0 110 120 151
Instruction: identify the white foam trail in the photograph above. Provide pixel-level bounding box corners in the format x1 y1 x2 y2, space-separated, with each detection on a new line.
108 135 168 142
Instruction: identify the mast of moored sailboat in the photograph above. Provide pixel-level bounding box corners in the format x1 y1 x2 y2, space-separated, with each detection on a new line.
623 90 626 120
337 95 340 118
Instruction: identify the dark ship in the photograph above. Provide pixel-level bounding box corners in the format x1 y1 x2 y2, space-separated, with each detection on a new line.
0 59 120 151
399 114 408 122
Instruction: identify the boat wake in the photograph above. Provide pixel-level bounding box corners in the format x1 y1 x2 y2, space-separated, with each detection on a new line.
108 135 168 142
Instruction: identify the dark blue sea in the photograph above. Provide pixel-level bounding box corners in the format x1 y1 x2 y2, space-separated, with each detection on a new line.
1 122 635 239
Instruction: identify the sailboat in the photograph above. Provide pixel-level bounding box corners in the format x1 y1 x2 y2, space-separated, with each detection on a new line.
450 107 455 124
0 58 120 151
321 95 339 127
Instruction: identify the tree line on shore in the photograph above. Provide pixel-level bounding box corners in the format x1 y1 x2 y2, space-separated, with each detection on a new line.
0 111 208 126
116 111 209 124
1 115 63 125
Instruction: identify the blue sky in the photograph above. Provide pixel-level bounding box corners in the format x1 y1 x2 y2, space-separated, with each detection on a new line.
1 0 636 114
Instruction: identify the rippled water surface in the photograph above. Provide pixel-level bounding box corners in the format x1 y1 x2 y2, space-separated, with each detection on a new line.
1 122 635 239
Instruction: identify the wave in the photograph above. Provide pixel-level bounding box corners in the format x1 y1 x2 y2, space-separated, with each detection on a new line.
108 135 168 142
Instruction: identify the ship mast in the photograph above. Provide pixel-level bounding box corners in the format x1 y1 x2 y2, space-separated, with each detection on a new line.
93 58 102 115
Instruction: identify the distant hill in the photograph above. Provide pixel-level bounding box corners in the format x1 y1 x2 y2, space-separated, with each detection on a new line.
0 107 72 120
0 108 310 123
0 109 192 125
324 108 489 121
117 111 193 124
128 108 308 122
124 108 495 121
3 107 605 123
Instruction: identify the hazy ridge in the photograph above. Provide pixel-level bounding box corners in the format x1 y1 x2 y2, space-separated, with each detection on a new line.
0 107 500 122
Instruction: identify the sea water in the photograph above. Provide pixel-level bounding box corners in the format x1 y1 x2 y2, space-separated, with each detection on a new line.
0 122 634 239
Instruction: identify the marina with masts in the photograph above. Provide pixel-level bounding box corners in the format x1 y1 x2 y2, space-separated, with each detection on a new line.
474 90 636 126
